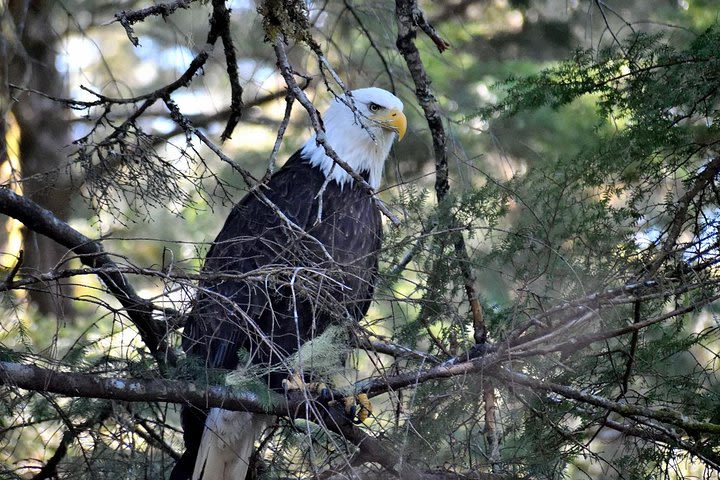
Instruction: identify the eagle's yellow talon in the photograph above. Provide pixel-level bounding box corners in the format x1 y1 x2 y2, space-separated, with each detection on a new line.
343 393 372 423
282 372 306 392
283 375 333 403
286 376 372 422
356 393 372 423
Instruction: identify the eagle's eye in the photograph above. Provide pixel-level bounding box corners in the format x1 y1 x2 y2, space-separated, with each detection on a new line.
368 102 381 113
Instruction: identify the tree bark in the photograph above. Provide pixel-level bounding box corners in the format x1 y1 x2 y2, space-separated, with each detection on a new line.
9 0 75 318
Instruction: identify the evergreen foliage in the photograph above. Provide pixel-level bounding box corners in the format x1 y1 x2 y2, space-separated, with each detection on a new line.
1 2 719 479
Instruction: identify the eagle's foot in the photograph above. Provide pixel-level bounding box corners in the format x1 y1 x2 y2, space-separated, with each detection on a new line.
283 373 372 424
333 393 372 424
281 372 305 392
282 373 331 399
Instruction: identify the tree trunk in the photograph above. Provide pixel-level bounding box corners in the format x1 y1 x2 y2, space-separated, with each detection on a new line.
8 0 75 318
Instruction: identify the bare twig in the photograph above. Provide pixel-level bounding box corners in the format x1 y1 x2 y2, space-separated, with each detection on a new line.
482 382 501 471
620 300 641 396
509 291 720 358
210 0 244 141
263 94 295 182
3 249 23 286
164 97 258 189
30 405 112 480
355 336 441 364
410 1 451 52
341 0 396 93
0 360 269 413
114 0 196 46
598 415 720 470
132 413 182 460
0 353 500 416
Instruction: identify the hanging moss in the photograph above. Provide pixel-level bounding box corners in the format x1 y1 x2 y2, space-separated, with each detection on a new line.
257 0 320 52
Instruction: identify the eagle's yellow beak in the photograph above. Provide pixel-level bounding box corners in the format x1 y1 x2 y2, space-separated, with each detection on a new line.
371 108 407 141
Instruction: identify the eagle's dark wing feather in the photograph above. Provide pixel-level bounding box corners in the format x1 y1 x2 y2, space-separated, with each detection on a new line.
174 151 381 480
182 150 381 384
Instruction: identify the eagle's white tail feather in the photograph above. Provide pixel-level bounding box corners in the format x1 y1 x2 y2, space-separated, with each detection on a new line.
192 408 273 480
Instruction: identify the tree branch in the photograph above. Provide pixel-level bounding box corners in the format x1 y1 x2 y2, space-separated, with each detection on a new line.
0 360 268 413
209 0 244 141
0 188 172 361
0 360 436 479
341 0 396 93
508 291 720 358
30 404 112 480
493 366 720 436
0 353 501 415
114 0 197 47
395 0 485 344
395 4 497 464
644 156 720 276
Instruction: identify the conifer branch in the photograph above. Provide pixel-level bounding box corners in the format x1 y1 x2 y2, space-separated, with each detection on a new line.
644 156 720 276
494 366 720 437
395 1 498 467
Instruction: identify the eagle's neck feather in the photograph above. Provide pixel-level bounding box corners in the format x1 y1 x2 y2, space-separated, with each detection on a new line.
299 110 394 190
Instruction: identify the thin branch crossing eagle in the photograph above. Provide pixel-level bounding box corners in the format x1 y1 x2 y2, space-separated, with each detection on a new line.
171 87 406 480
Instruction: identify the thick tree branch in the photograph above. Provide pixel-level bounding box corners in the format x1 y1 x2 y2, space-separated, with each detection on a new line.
0 360 268 413
0 361 434 479
10 353 718 476
0 188 172 361
0 354 501 414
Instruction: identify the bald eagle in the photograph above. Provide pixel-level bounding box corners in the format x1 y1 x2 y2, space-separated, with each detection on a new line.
170 88 406 480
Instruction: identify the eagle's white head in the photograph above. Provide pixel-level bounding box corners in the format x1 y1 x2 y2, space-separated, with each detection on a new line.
301 87 406 190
